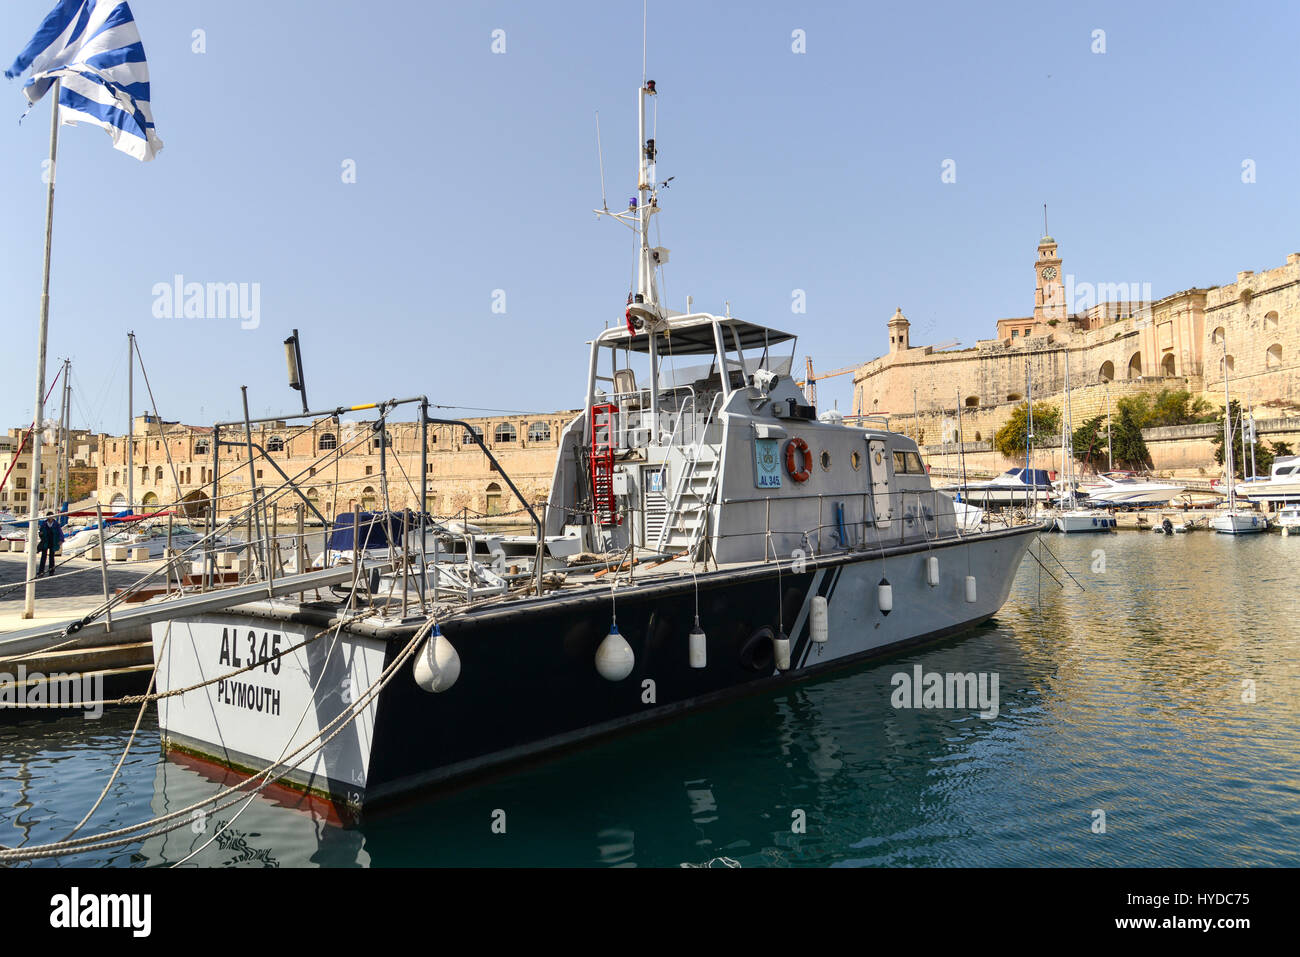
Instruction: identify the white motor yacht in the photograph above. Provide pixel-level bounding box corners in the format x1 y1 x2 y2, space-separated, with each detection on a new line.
1081 472 1185 507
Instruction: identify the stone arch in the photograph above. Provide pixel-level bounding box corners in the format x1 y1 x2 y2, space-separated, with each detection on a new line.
1267 343 1283 369
110 493 127 508
181 489 209 518
1211 326 1226 345
1006 392 1023 402
1160 353 1176 376
1265 310 1279 330
1127 352 1142 379
964 396 979 408
141 491 160 512
1220 354 1235 377
1099 360 1114 382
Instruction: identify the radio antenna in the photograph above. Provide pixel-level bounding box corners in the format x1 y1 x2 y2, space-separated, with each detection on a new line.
595 110 608 212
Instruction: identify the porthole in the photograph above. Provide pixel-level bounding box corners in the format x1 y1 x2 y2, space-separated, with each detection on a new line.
820 450 832 471
850 450 862 470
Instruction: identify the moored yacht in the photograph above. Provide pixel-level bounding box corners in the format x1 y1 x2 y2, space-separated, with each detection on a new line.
1237 455 1300 505
1080 471 1185 507
949 468 1055 508
1211 337 1267 535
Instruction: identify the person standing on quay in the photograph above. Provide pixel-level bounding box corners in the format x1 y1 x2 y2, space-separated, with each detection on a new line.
37 511 62 577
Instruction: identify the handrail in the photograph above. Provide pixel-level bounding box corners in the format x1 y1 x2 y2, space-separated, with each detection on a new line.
655 392 724 554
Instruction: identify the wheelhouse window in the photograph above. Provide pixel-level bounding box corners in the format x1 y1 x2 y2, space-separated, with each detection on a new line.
893 450 925 474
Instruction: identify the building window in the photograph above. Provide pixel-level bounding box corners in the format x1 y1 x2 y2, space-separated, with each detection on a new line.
1264 311 1279 330
1011 329 1019 338
267 435 284 452
528 421 552 443
195 439 209 456
319 433 337 451
964 396 979 408
494 423 517 443
1267 344 1283 369
372 433 391 449
155 466 163 482
462 426 483 446
485 482 503 515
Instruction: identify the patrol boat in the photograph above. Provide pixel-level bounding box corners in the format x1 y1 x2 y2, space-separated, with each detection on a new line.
149 78 1043 817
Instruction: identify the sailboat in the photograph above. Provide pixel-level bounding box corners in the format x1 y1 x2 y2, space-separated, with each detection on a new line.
1051 350 1115 532
1212 337 1268 535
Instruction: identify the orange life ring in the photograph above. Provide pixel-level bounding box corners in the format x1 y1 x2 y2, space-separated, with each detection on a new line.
785 437 812 483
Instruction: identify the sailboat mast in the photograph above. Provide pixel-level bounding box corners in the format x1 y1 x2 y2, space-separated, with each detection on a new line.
127 331 135 512
1222 336 1235 509
59 359 71 511
1062 349 1072 508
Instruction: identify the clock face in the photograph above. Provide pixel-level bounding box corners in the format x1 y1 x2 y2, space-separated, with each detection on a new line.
1041 266 1058 281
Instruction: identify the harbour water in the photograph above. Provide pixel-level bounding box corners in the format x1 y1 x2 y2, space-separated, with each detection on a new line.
3 531 1298 867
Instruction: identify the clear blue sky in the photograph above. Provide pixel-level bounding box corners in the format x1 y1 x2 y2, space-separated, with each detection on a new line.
2 0 1297 431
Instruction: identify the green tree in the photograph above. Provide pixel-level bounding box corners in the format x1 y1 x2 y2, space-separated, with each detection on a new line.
1211 401 1282 479
1072 415 1108 468
1110 402 1152 470
994 401 1061 459
1144 388 1215 427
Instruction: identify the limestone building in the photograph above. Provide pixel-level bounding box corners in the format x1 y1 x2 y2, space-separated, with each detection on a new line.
853 236 1300 441
94 410 581 521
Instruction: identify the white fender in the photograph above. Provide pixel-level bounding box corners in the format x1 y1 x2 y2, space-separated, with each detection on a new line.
810 596 829 643
596 623 635 681
413 625 461 693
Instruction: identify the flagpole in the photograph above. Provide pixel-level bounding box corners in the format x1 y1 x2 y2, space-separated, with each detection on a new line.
22 78 60 619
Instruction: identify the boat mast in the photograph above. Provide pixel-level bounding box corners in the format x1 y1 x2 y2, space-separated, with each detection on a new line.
635 79 663 440
1025 357 1033 510
127 330 135 513
59 358 71 513
1062 349 1073 509
1222 336 1235 510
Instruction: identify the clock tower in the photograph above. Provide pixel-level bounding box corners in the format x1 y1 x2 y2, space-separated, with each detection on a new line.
1034 236 1066 323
